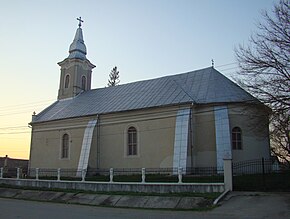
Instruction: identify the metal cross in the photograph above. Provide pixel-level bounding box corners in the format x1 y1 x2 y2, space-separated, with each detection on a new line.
77 17 84 28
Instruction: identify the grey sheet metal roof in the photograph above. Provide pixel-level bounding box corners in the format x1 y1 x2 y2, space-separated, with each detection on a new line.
32 67 256 123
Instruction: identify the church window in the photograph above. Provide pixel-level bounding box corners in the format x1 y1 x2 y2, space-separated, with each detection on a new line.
64 74 70 88
81 75 86 90
128 126 137 156
61 134 69 158
232 127 242 150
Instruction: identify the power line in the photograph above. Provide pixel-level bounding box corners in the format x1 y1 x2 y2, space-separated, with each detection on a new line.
0 104 51 114
215 62 238 68
23 102 264 138
0 104 53 115
0 125 28 130
0 131 30 135
0 111 37 117
219 66 240 72
0 61 241 115
0 99 54 110
0 61 249 134
0 97 262 134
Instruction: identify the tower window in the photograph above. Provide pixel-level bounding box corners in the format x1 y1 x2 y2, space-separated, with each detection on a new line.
128 126 137 156
232 127 242 150
64 74 70 88
81 76 86 90
61 134 69 158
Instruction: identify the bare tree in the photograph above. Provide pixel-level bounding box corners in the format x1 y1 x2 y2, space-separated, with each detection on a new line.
107 66 120 87
235 0 290 165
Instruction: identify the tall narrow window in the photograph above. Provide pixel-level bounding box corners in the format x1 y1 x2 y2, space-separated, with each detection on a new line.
81 76 86 90
232 127 242 150
128 126 137 156
62 134 69 158
64 75 70 88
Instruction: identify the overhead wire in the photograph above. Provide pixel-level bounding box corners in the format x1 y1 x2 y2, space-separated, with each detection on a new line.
0 99 55 110
215 62 238 68
0 125 28 130
0 100 264 136
0 61 250 136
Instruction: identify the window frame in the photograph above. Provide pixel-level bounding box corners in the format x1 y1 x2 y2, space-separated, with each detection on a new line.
61 133 70 159
124 125 139 157
127 126 137 156
81 75 86 90
232 127 242 150
64 74 70 89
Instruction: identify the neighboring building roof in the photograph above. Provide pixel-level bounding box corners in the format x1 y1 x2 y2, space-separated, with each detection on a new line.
32 67 256 124
0 156 28 169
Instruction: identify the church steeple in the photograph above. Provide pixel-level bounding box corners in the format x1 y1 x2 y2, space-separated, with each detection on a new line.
57 17 96 100
68 17 87 60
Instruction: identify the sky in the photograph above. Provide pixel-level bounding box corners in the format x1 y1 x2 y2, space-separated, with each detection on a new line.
0 0 275 159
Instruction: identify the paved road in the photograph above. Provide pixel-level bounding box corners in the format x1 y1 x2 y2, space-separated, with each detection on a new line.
0 192 289 219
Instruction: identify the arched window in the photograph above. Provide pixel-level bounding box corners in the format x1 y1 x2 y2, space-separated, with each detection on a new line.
232 127 242 150
61 134 69 158
64 74 70 88
81 76 86 90
128 126 137 156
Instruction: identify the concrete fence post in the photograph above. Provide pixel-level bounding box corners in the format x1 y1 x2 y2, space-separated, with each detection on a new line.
223 158 233 191
141 168 146 183
109 168 114 183
81 169 86 182
0 167 3 178
17 168 20 179
35 168 39 180
178 167 183 183
57 168 61 181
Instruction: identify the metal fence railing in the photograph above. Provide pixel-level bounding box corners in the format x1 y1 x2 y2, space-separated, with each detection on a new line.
0 166 224 184
0 167 28 178
233 158 283 175
233 158 290 191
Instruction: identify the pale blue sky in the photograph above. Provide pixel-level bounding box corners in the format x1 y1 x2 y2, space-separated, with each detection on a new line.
0 0 275 158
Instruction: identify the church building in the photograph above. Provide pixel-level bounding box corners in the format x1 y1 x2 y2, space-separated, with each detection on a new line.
28 20 270 174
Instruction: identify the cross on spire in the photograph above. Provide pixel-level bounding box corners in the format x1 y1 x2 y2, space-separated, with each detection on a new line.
77 17 84 28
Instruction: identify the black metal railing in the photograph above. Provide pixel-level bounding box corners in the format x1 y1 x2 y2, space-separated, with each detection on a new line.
233 158 290 191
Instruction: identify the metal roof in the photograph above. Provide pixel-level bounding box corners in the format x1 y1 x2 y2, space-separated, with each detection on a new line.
68 27 87 60
32 67 256 123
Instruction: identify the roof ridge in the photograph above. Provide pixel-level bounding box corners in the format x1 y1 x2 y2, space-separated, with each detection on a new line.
170 75 196 104
210 67 258 101
88 66 213 93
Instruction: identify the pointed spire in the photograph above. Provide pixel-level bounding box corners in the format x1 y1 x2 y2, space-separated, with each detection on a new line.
68 17 87 60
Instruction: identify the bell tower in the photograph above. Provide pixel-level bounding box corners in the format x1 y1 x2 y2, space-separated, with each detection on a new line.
57 17 96 100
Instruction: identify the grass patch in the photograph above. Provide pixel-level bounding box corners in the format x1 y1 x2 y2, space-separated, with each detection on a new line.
233 172 290 191
0 183 221 199
86 174 223 183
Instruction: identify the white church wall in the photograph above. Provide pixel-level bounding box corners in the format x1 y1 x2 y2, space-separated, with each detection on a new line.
95 106 179 169
29 117 93 169
228 104 270 162
29 103 270 171
192 106 217 167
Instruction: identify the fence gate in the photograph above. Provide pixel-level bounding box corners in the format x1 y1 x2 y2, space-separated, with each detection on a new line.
233 158 290 191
